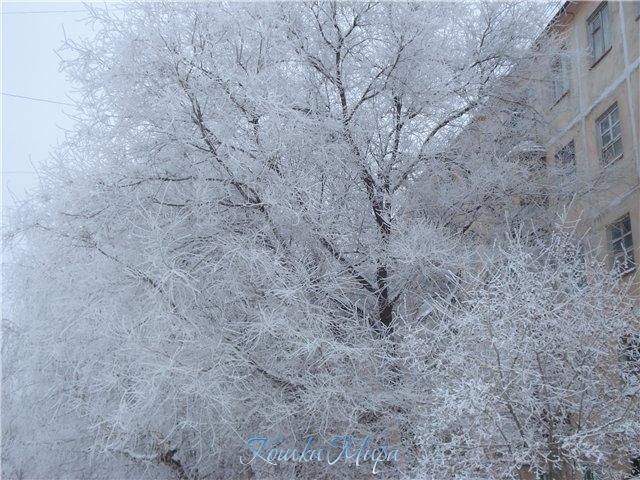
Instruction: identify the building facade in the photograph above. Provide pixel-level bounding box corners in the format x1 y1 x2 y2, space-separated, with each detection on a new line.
546 1 639 295
521 2 639 478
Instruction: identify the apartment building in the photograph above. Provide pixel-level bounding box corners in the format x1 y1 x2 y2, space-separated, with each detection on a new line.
546 1 639 294
517 3 640 479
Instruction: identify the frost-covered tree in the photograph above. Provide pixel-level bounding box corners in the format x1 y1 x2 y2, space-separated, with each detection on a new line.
418 228 640 480
6 2 632 480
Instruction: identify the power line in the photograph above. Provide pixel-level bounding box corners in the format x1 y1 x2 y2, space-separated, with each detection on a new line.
1 9 88 15
2 92 74 107
1 6 127 15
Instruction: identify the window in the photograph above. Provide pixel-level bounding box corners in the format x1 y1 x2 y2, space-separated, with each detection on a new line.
587 3 611 64
555 140 576 175
534 469 550 480
582 464 603 480
551 54 570 101
608 214 635 274
596 103 623 164
635 1 640 20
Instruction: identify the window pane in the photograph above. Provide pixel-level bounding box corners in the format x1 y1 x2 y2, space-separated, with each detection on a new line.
554 80 563 99
552 56 569 100
599 104 622 163
610 215 635 272
612 239 624 253
594 32 604 57
601 5 611 49
611 224 622 239
613 138 623 157
613 220 626 238
610 106 619 122
611 123 621 139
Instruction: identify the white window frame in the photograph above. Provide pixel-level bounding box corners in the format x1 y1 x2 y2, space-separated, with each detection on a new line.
596 103 623 165
608 214 635 275
587 2 611 65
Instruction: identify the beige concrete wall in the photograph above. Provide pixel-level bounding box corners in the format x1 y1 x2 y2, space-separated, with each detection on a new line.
634 67 640 148
622 1 640 64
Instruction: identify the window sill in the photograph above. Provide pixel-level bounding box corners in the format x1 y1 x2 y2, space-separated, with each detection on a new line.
602 153 623 167
590 47 612 69
550 90 569 109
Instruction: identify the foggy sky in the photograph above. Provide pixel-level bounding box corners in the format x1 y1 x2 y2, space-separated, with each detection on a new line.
2 2 92 210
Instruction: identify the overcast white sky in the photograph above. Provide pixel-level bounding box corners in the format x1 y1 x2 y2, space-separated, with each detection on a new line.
2 2 93 210
1 0 561 214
